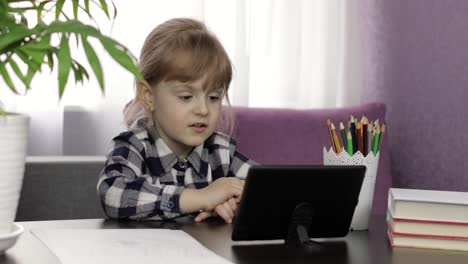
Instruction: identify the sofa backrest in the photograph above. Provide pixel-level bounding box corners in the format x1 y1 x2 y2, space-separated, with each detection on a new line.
16 103 391 221
230 102 391 214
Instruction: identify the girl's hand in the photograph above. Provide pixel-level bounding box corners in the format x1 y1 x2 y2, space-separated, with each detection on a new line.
195 197 239 223
199 177 244 211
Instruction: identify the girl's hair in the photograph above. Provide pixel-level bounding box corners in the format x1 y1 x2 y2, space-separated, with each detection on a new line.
123 18 234 134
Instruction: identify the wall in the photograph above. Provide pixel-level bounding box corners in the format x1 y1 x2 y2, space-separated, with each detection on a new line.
360 0 468 190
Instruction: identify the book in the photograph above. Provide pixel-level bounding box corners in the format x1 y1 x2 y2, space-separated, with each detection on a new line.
388 210 468 238
388 226 468 251
388 188 468 222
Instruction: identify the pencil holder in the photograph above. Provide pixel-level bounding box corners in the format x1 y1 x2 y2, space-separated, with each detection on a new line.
323 147 380 230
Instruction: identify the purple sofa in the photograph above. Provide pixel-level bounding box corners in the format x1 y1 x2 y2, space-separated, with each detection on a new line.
228 102 391 215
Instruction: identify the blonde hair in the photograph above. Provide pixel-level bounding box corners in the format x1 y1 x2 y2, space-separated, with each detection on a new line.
123 18 234 134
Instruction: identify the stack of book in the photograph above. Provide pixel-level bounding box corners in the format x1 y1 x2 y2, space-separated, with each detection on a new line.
387 188 468 251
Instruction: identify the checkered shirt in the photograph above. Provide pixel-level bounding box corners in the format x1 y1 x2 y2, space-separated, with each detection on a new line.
97 118 257 220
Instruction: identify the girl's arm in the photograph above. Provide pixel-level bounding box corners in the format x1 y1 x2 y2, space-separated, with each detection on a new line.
227 149 258 179
97 132 191 220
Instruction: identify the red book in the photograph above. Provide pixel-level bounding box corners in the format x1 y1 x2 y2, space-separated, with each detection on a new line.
388 224 468 251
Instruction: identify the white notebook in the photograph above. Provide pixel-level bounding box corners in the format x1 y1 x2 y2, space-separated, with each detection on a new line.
31 228 232 264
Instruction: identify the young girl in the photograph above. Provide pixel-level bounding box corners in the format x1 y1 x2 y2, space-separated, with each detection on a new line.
97 18 257 223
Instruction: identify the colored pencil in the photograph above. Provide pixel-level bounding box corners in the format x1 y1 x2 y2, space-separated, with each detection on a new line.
350 117 358 154
347 130 353 156
326 119 337 152
331 122 342 153
339 122 347 150
366 123 372 156
362 117 368 155
378 123 385 151
373 124 381 155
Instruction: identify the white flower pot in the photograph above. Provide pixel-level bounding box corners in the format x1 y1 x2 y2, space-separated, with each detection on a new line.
0 114 29 234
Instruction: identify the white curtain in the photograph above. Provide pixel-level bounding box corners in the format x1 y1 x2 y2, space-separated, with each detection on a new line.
0 0 362 155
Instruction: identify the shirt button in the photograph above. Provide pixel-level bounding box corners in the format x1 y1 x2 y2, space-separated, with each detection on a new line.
178 161 186 169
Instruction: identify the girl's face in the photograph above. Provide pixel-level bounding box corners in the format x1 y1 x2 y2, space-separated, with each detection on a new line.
151 75 224 158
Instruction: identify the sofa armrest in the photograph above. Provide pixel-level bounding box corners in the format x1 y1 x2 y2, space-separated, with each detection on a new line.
15 156 106 221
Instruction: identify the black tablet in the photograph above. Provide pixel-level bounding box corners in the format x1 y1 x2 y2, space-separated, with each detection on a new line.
231 165 366 242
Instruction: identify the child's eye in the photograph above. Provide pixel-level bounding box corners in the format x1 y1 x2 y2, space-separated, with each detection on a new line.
179 96 192 101
209 96 220 102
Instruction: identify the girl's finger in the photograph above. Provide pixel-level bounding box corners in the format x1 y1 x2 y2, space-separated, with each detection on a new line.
227 198 237 212
194 211 212 222
215 204 232 223
223 202 234 219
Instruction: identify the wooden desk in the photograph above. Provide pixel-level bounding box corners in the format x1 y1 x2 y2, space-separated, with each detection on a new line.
2 215 468 264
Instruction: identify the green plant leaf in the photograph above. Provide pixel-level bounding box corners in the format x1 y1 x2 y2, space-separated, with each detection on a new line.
24 67 37 89
8 7 37 14
19 14 28 26
0 24 31 52
57 35 71 98
76 61 89 80
46 50 54 71
72 0 79 19
7 56 28 88
71 60 89 84
55 0 65 20
46 20 101 38
99 36 142 80
72 63 82 83
17 47 46 66
15 49 41 71
37 0 53 21
84 0 90 14
23 34 51 50
0 62 18 94
99 0 109 18
111 0 117 20
81 36 104 91
7 53 36 90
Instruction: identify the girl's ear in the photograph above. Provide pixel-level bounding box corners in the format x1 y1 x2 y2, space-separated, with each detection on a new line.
136 80 155 112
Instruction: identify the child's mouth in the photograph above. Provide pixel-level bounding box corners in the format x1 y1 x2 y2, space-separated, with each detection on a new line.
190 123 207 133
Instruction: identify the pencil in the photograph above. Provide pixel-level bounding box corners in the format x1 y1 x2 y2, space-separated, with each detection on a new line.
350 117 358 154
377 123 385 152
366 122 372 156
362 117 368 155
331 123 342 153
356 122 362 154
372 124 380 155
347 130 353 156
326 119 337 152
339 122 347 150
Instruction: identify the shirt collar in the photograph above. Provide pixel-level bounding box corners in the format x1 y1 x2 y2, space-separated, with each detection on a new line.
146 121 209 177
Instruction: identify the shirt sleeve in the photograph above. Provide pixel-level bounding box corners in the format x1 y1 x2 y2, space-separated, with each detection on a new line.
97 132 184 220
227 140 258 179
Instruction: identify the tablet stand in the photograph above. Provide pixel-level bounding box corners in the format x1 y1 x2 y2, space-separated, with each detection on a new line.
286 202 324 251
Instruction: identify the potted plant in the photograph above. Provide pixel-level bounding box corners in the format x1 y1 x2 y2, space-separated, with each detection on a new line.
0 0 141 240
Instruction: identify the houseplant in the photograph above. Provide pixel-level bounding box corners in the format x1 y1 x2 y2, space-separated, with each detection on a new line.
0 0 142 238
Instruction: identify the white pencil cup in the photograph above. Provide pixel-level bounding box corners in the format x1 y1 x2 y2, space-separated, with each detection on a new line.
323 147 380 230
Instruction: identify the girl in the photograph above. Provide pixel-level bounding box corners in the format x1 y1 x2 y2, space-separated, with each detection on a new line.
97 18 257 223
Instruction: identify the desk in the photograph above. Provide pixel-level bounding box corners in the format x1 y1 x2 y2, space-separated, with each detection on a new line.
3 215 468 264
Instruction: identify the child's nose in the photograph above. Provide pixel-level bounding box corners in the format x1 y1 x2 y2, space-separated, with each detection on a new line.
194 99 209 115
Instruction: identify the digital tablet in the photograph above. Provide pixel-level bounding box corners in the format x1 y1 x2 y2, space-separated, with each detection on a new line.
231 165 366 242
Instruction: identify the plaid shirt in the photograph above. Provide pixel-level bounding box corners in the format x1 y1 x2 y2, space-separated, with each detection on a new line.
97 118 257 220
